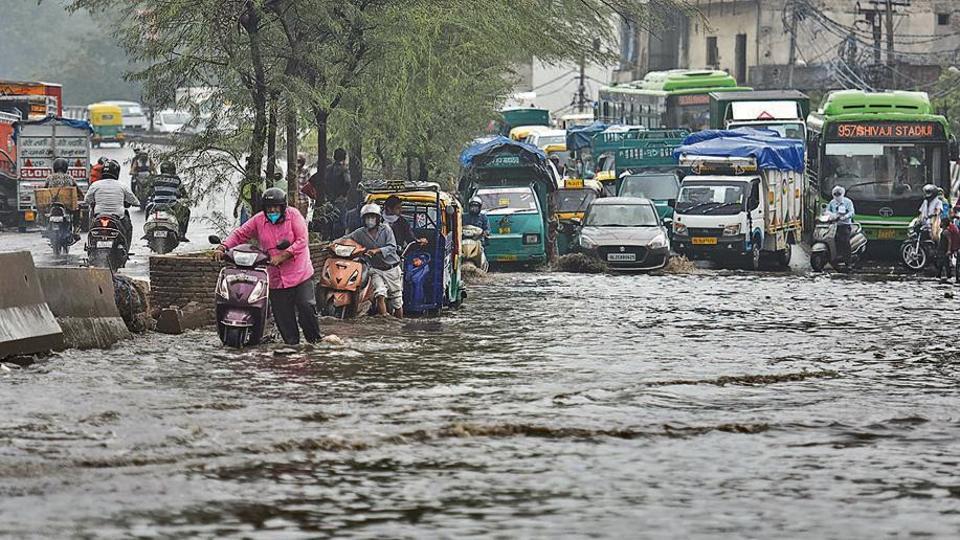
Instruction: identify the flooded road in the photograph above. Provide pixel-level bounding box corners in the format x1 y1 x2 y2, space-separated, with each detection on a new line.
3 270 960 538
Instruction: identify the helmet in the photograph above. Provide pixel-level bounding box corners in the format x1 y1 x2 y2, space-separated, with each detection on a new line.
261 187 287 208
101 159 121 180
160 161 176 175
360 202 382 219
469 195 482 208
923 184 938 198
52 158 69 173
938 187 945 196
831 186 844 198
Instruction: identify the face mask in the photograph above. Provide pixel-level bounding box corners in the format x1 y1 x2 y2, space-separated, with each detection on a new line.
383 214 399 224
266 212 282 224
364 216 379 229
470 206 480 215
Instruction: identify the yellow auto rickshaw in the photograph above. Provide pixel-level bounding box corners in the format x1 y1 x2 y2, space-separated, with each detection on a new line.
508 125 551 142
556 177 602 255
363 180 464 316
87 103 126 148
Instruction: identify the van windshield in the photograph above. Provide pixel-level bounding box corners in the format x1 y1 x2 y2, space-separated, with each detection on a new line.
476 187 538 213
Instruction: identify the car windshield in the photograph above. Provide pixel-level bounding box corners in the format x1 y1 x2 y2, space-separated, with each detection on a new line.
121 105 144 116
821 142 943 201
537 135 565 147
677 183 745 214
162 112 191 125
619 174 679 200
585 203 659 227
476 187 538 212
556 189 597 213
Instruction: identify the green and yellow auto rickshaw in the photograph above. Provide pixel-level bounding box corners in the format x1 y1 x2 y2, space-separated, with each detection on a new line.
363 180 464 316
87 103 126 148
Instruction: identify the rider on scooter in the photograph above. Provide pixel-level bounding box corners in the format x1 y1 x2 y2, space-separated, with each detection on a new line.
214 187 321 345
919 184 944 240
463 196 490 240
83 159 138 245
147 161 192 241
827 185 854 265
341 203 403 318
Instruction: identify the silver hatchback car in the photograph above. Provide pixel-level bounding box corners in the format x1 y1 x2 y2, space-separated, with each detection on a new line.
575 197 671 271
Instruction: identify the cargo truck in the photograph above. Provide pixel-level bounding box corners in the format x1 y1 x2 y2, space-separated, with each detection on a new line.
671 131 805 270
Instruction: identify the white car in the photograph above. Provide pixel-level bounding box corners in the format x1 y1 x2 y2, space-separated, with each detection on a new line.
102 100 148 131
153 109 194 134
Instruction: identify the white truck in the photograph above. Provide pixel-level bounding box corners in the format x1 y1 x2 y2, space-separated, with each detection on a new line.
671 136 805 270
15 117 91 231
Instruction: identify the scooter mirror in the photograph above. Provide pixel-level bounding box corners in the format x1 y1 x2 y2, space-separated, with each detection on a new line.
276 240 291 250
208 235 222 245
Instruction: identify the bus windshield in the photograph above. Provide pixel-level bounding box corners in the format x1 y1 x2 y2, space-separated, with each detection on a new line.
668 95 710 131
619 173 680 200
822 143 943 201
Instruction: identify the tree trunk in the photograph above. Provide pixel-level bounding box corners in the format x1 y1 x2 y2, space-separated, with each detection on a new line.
313 106 329 191
240 3 268 188
266 94 278 187
406 156 413 182
418 156 428 182
348 132 362 207
285 96 298 207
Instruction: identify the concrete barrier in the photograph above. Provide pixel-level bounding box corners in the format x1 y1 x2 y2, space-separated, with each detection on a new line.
0 252 64 358
35 267 132 349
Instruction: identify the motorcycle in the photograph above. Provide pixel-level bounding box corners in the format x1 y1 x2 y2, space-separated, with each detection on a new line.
208 235 290 348
317 239 374 319
44 202 78 256
810 213 868 272
144 203 180 254
131 172 151 211
461 224 489 272
86 213 130 272
900 218 937 272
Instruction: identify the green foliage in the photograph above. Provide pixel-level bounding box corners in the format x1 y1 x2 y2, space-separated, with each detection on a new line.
932 72 960 135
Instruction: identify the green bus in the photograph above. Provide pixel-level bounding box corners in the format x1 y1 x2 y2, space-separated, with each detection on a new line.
596 69 750 131
806 90 957 244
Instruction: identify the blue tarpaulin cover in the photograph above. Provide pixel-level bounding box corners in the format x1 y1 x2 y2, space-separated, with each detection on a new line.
13 115 93 140
459 136 546 167
565 122 608 152
674 128 805 172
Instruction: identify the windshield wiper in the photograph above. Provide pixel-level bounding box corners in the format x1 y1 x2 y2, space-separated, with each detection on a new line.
702 202 742 214
677 202 711 213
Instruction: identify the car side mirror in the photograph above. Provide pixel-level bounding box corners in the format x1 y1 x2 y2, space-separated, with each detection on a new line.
208 235 222 245
276 240 291 250
667 199 676 208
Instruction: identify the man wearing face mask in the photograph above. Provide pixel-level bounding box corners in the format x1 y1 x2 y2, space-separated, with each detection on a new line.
827 185 855 266
382 195 428 249
214 187 321 344
341 203 403 317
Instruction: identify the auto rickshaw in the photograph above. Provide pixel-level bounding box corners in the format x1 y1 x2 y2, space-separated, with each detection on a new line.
555 177 602 255
363 180 464 316
87 103 126 148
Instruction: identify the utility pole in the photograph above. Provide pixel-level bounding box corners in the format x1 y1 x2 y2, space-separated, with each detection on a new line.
577 54 586 113
786 1 798 88
885 0 895 88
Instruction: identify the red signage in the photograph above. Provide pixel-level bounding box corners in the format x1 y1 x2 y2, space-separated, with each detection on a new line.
830 121 944 140
676 94 709 106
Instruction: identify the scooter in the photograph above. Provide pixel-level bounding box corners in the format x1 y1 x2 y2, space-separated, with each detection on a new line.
810 213 868 272
208 235 290 348
86 213 130 272
144 203 180 254
461 225 489 272
900 218 936 272
44 202 78 257
131 172 151 211
317 239 374 319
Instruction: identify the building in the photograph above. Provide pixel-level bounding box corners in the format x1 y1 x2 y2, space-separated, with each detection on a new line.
617 0 960 92
510 58 618 118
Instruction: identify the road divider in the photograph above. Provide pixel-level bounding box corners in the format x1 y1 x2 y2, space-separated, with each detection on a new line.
0 251 64 358
36 267 132 349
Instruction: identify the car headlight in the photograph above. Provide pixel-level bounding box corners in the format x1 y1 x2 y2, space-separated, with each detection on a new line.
248 280 267 304
723 224 741 236
580 236 598 249
649 234 668 249
672 222 687 236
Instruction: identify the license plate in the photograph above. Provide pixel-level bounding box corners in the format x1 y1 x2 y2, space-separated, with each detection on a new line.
154 230 168 238
692 237 718 245
496 254 517 261
48 216 64 223
877 229 896 240
97 241 114 248
498 227 511 234
607 253 637 262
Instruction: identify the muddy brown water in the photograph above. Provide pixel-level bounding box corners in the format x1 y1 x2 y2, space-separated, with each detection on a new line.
3 270 960 538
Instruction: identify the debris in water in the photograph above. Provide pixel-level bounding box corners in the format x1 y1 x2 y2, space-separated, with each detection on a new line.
321 334 344 346
663 255 699 274
554 253 608 274
273 347 298 355
945 291 954 299
461 262 490 282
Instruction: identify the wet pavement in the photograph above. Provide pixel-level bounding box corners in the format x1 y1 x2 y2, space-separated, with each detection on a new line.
3 268 960 538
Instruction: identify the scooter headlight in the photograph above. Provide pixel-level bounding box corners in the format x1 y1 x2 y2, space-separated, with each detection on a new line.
348 269 359 283
233 251 259 267
248 280 267 304
217 277 229 299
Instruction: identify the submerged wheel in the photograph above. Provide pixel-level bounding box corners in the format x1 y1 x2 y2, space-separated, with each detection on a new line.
900 242 927 272
52 241 63 257
223 326 247 348
810 252 828 272
743 238 761 271
777 247 791 269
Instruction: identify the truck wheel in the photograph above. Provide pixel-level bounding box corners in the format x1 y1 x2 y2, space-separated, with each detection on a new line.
777 247 791 269
743 239 761 271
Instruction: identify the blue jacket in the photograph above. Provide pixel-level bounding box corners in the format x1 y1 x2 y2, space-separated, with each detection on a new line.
463 211 489 233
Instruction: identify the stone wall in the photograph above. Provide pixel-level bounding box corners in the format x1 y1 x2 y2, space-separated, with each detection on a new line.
149 242 329 323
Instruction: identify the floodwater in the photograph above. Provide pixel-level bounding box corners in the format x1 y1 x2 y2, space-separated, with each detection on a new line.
3 268 960 538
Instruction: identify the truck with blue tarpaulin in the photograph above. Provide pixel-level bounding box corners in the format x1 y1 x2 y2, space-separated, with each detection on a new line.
670 129 805 270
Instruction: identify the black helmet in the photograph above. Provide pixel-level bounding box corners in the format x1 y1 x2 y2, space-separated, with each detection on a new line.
52 157 69 173
160 161 176 175
262 187 287 208
101 159 121 180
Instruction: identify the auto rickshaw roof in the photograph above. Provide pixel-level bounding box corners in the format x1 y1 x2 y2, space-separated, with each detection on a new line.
362 180 459 207
87 103 124 114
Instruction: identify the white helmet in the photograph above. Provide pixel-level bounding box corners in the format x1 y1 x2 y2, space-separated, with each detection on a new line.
469 195 482 208
361 202 382 219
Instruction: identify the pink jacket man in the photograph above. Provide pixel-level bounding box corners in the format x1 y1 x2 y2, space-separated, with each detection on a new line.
223 206 313 290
